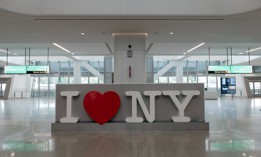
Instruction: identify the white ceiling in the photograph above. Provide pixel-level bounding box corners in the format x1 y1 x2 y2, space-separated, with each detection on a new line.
0 5 261 63
1 0 261 16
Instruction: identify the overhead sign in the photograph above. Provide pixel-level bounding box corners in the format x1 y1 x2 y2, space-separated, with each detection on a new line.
4 66 49 74
230 66 252 74
208 65 252 74
4 66 27 74
208 66 230 74
26 66 49 74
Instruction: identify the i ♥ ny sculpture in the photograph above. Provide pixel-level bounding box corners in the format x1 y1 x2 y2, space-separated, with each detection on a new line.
59 89 202 125
53 84 209 131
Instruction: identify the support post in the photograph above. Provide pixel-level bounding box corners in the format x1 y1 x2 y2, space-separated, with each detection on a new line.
230 47 233 65
248 47 251 65
6 48 8 65
208 47 210 65
29 48 31 65
226 48 229 65
25 48 27 65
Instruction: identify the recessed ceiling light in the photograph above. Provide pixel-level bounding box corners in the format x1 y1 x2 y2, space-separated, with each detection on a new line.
170 32 174 35
183 52 186 55
112 33 148 36
81 33 85 35
239 52 243 55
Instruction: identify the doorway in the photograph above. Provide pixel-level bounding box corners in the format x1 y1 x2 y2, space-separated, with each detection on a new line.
0 82 6 97
249 81 261 97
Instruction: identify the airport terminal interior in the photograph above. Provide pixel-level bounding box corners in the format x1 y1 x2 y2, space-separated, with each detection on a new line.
0 0 261 157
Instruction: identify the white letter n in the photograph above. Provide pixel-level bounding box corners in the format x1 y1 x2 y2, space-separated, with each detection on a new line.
125 91 161 123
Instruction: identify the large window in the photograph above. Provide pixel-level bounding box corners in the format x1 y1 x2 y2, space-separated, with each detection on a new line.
0 82 6 97
158 77 168 83
208 76 217 90
153 60 176 83
198 76 207 87
169 76 176 83
50 77 58 91
29 57 233 97
30 59 106 97
152 59 222 90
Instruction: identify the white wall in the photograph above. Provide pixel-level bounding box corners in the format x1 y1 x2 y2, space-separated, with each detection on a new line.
11 75 31 98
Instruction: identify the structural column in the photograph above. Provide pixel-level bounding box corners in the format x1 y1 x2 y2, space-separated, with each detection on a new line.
114 33 146 84
104 56 113 83
73 61 81 84
146 56 154 83
176 61 183 83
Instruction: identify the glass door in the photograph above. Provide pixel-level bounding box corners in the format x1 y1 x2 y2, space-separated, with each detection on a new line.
0 82 6 97
249 81 261 97
249 82 254 95
254 82 261 95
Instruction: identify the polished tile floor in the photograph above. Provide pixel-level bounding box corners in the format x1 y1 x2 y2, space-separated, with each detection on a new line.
0 97 261 157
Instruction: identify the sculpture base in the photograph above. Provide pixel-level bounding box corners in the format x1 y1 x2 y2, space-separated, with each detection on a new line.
51 122 209 131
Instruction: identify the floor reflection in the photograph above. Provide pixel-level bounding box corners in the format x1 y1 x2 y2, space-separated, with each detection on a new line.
206 139 255 151
1 140 54 152
0 97 260 157
50 131 208 157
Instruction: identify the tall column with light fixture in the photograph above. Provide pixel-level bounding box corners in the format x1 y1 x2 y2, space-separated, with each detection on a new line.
113 33 146 84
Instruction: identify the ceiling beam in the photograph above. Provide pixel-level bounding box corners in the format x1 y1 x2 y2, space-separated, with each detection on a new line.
146 43 153 54
105 43 113 54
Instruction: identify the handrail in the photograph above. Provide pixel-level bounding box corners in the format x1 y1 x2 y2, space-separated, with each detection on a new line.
13 91 31 99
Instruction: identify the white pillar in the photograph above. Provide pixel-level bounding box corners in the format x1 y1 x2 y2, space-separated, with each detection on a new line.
146 56 154 83
104 56 113 83
26 74 31 97
114 33 146 84
176 61 183 83
73 61 81 84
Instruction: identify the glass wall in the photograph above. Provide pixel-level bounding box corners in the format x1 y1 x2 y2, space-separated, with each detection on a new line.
153 59 223 91
152 61 176 83
0 82 6 97
249 81 261 96
30 60 106 97
27 57 261 97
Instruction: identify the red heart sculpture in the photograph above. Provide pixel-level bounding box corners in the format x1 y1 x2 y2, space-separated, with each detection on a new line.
83 91 121 125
